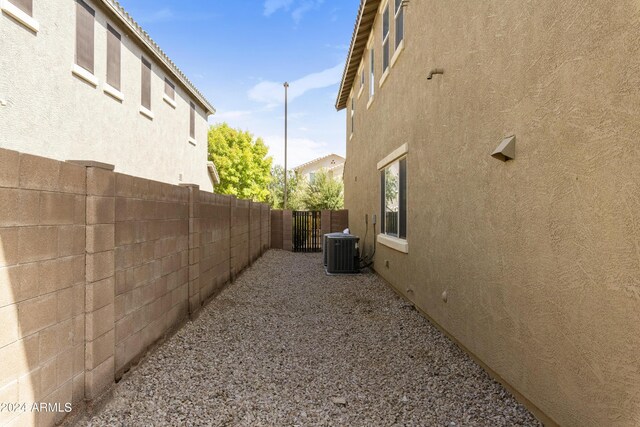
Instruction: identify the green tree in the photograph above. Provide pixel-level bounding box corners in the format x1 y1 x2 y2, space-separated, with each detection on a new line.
267 165 305 210
208 123 273 202
301 168 344 210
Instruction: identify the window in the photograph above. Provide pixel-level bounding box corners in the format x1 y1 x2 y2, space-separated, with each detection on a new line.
141 57 151 110
395 0 404 48
350 97 355 136
360 68 365 91
382 4 390 72
189 102 196 140
369 48 375 99
380 157 406 239
75 0 95 74
163 78 177 108
165 79 175 100
8 0 32 15
106 25 121 91
309 172 316 184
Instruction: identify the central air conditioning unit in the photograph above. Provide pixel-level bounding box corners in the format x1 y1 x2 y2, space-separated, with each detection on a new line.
323 233 347 266
325 234 360 275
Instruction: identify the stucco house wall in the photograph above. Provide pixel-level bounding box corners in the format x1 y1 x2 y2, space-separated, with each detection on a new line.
0 0 214 191
338 1 640 426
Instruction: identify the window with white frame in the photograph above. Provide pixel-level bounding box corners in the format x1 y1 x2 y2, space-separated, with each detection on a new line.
369 48 375 99
75 0 95 74
395 0 404 48
2 0 39 32
360 67 365 93
380 157 407 239
8 0 32 15
382 3 390 73
106 24 121 91
350 97 355 136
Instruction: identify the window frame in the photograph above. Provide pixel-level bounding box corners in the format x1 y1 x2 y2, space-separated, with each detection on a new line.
75 0 96 75
377 144 409 253
1 0 38 32
139 56 154 119
104 23 123 100
394 0 404 49
164 78 177 108
382 3 390 74
189 101 197 143
350 96 355 138
368 47 375 108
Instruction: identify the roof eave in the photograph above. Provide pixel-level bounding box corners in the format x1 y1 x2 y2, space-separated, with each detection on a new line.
335 0 381 111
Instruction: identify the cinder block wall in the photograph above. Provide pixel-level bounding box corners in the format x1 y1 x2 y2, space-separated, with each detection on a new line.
0 149 86 427
112 174 190 379
0 147 272 426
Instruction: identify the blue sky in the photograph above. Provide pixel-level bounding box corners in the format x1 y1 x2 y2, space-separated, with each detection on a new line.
118 0 359 168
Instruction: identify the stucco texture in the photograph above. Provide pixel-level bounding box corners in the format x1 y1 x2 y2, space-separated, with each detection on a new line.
343 1 640 426
0 0 213 191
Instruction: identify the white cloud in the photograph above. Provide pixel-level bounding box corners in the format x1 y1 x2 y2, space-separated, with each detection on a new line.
264 135 330 168
248 63 344 106
263 0 323 23
263 0 294 16
213 110 253 122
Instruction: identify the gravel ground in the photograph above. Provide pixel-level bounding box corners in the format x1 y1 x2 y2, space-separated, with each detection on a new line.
79 250 540 427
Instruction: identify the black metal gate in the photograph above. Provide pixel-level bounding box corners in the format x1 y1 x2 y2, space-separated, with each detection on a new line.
292 211 322 252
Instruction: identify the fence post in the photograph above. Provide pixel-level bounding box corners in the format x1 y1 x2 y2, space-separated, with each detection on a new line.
81 162 116 402
181 184 201 318
282 210 292 251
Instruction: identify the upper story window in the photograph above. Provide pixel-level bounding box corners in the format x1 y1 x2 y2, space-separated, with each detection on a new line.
75 0 95 74
106 25 121 91
395 0 404 48
360 66 365 94
141 57 151 109
381 157 406 239
164 78 177 108
350 97 355 136
189 101 196 140
8 0 31 15
1 0 39 32
369 48 375 99
382 3 390 73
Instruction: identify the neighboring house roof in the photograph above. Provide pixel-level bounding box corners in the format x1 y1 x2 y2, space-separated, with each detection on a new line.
100 0 215 114
207 161 220 185
293 154 346 172
335 0 382 110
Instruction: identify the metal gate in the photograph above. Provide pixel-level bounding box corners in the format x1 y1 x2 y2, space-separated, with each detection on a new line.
292 211 322 252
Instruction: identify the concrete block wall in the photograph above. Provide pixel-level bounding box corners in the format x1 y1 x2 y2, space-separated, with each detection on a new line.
197 191 231 307
0 147 272 426
230 199 250 278
0 149 86 427
112 173 190 379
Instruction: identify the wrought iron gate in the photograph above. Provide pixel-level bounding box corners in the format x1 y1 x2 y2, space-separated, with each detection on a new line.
292 211 322 252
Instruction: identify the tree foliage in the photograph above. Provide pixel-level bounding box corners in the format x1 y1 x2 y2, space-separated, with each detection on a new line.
267 165 305 210
301 168 344 210
208 123 273 202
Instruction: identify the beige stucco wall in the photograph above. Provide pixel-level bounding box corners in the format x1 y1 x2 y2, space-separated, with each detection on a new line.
0 0 213 191
343 1 640 426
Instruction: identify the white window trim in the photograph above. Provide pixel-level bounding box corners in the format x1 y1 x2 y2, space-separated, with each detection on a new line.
188 138 197 146
390 39 404 68
379 68 390 88
357 65 365 99
377 233 408 254
103 83 124 102
394 0 404 48
163 93 177 109
381 2 391 75
139 105 154 120
1 0 39 32
366 96 375 110
377 143 408 170
72 64 98 87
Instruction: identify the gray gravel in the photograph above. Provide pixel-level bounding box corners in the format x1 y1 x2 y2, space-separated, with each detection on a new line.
79 250 540 427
